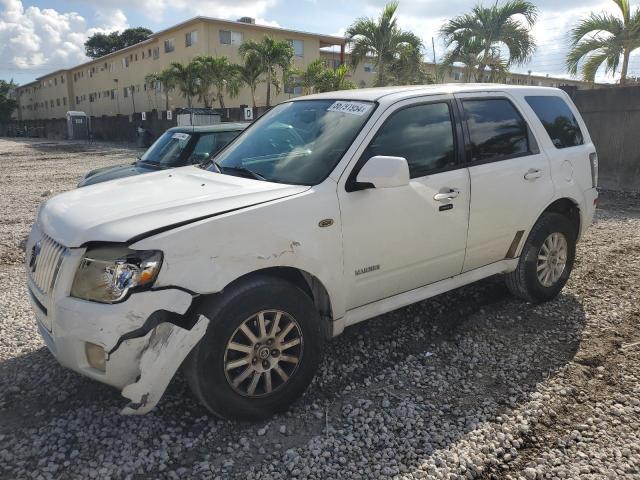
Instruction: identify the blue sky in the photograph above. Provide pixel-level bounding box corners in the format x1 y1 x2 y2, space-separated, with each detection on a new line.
1 0 639 85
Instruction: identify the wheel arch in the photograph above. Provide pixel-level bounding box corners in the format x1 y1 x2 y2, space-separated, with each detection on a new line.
540 197 581 239
196 266 335 338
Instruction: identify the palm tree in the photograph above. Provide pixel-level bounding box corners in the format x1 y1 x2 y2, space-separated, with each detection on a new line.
238 53 265 108
295 59 326 95
566 0 640 85
441 0 537 82
145 69 176 111
239 37 294 107
167 62 200 108
440 35 508 82
193 56 241 109
346 1 424 87
314 64 356 92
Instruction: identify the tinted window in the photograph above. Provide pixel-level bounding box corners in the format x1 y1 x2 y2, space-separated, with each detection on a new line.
463 99 529 162
187 131 240 164
365 103 456 178
525 96 584 148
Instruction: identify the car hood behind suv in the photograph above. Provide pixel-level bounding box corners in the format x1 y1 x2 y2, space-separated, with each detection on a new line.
39 166 309 247
78 163 157 187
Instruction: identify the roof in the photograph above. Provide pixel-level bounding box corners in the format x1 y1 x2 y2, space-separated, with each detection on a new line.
168 122 249 133
297 83 567 103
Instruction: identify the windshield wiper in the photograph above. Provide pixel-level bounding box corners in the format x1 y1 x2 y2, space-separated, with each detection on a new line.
212 161 266 181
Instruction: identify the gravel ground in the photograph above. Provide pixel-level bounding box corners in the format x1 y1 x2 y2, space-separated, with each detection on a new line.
0 138 639 479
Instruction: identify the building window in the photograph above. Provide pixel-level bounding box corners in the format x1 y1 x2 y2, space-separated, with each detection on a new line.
50 100 54 107
63 97 66 105
164 38 175 53
111 89 116 100
54 78 57 86
288 39 304 57
122 57 129 68
284 84 302 95
219 29 243 45
152 47 160 59
56 98 60 106
186 30 198 47
148 48 152 58
61 75 64 83
363 63 375 73
453 72 461 81
135 53 138 61
123 87 129 98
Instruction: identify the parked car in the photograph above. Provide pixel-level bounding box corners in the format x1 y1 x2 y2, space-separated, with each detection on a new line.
77 123 247 187
26 85 598 420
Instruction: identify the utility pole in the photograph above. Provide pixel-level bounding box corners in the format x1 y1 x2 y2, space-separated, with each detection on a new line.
131 85 136 114
113 79 120 115
432 37 438 83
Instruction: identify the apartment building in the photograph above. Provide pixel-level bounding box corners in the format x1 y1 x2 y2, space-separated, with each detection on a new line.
15 15 596 121
15 16 345 120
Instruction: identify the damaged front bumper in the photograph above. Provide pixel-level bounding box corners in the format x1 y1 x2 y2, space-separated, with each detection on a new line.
28 271 208 414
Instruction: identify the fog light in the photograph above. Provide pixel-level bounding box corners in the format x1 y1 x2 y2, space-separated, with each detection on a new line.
85 342 106 371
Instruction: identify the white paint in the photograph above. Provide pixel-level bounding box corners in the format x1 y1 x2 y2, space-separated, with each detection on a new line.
355 155 409 189
26 84 598 414
336 259 519 334
121 315 210 415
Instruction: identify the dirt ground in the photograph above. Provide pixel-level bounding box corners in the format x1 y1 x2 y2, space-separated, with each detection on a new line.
0 138 638 479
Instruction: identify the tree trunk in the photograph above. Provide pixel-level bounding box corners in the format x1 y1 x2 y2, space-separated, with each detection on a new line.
377 54 385 86
620 48 630 86
164 92 169 111
251 85 256 108
266 70 272 107
218 92 226 110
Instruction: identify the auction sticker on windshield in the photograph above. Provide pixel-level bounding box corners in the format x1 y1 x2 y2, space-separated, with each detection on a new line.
327 101 372 116
172 133 190 140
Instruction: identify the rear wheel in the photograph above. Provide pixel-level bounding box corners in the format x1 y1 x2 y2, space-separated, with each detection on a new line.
184 275 324 420
506 213 577 303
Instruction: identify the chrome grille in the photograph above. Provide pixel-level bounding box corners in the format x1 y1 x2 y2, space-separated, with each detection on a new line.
28 232 66 294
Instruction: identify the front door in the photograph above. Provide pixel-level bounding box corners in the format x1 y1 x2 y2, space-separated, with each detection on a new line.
338 97 471 310
454 92 555 272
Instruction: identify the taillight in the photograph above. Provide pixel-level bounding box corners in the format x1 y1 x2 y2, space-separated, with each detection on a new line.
589 152 598 188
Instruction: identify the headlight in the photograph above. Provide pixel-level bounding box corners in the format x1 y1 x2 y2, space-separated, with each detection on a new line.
71 246 162 303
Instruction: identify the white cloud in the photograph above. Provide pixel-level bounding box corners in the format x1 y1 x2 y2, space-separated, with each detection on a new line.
76 0 278 23
0 0 127 79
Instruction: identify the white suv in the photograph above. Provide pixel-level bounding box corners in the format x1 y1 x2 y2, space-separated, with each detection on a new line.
25 85 598 419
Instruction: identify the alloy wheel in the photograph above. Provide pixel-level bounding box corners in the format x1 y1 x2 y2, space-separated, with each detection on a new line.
223 310 303 397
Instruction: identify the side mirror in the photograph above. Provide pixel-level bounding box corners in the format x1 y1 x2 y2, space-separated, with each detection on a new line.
355 155 410 189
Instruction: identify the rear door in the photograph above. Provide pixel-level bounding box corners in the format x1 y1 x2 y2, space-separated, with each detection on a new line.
455 92 555 272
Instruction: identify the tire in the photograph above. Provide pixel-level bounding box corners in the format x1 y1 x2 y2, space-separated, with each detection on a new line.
183 275 324 420
506 212 577 303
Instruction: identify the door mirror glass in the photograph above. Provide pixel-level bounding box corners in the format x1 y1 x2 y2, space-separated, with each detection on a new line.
355 156 410 189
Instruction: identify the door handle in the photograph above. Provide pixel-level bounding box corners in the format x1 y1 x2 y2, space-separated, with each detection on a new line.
433 188 460 202
524 168 543 180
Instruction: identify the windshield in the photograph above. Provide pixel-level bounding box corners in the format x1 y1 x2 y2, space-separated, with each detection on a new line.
140 131 192 167
210 100 376 185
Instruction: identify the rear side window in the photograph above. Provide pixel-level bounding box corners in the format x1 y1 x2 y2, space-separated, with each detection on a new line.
525 96 584 149
364 102 457 178
463 98 529 163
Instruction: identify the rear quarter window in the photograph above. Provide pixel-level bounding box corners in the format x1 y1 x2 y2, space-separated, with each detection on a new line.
525 96 584 149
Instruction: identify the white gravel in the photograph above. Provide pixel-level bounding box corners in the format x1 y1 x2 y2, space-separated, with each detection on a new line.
1 138 639 479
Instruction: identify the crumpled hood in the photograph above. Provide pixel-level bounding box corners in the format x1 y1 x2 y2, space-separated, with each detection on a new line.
39 166 309 247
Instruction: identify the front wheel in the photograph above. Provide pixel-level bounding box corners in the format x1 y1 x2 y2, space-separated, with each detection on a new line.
506 213 577 303
183 275 324 420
